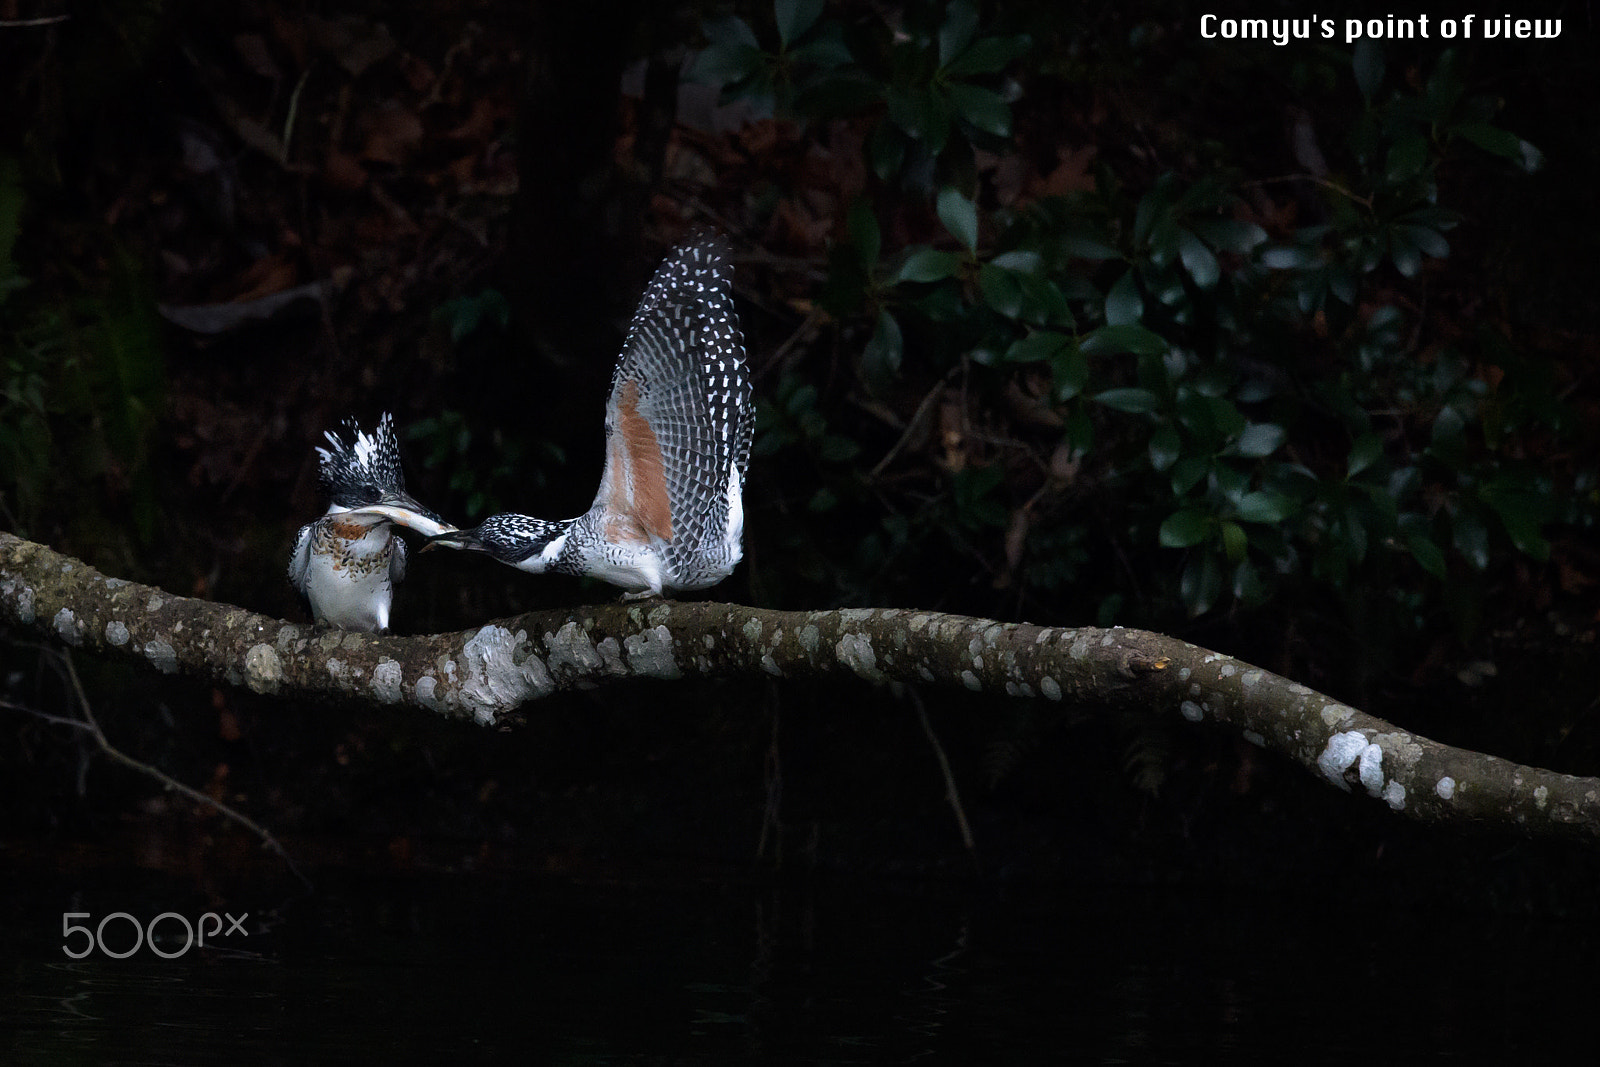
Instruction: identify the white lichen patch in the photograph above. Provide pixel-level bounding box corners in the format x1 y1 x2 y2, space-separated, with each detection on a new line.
144 640 178 675
596 637 626 675
1241 670 1263 689
1319 703 1357 728
1287 683 1311 696
1372 731 1424 770
1435 776 1456 800
414 675 441 712
53 608 83 646
326 659 354 686
960 670 982 691
1219 664 1236 678
1178 667 1192 681
1382 781 1406 810
457 625 555 724
547 621 603 675
761 653 782 676
835 632 884 683
371 658 404 704
971 655 984 670
1180 700 1204 722
624 625 682 680
1358 743 1385 796
703 634 715 649
1243 730 1266 748
244 643 282 693
917 664 935 682
798 624 820 655
3 582 36 623
1099 633 1115 646
146 595 165 613
1004 681 1034 698
1039 676 1061 701
741 617 762 644
1317 730 1370 792
105 621 129 646
1534 784 1549 810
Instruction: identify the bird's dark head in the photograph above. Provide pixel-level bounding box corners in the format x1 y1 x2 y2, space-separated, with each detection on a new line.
316 413 454 535
422 514 571 570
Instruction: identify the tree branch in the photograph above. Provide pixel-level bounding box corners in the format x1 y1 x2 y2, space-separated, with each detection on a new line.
5 531 1599 843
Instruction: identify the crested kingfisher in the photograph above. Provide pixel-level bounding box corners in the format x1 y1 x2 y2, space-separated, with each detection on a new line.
425 235 753 598
287 413 455 632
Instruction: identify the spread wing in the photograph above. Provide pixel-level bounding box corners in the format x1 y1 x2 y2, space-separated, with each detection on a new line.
592 236 751 555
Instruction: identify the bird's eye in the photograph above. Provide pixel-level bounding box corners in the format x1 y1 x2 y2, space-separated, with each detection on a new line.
359 483 380 502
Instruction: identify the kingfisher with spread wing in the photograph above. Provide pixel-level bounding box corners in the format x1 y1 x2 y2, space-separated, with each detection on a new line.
424 237 753 598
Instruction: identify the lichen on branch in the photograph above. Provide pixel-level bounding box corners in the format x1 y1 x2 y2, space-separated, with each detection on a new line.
4 531 1599 843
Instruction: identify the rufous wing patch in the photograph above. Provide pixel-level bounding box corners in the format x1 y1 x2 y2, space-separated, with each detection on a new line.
611 379 674 543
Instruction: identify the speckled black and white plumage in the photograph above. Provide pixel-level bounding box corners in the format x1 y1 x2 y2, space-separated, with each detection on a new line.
287 413 454 631
428 236 753 596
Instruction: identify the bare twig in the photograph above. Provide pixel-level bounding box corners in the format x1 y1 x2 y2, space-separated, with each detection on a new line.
45 651 313 891
908 688 978 873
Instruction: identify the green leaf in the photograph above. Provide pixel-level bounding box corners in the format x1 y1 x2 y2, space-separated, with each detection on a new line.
1395 224 1449 260
946 84 1011 137
944 34 1030 77
703 14 760 49
1170 454 1209 496
1190 218 1267 254
1180 551 1223 616
774 0 823 48
1160 508 1212 548
690 39 766 84
1229 423 1286 459
938 0 980 66
1177 229 1219 289
1452 511 1490 570
1220 520 1248 563
1347 432 1384 478
818 434 860 462
1455 122 1523 161
1148 425 1181 472
1051 345 1089 401
937 186 980 252
1005 330 1069 363
978 263 1022 318
1428 404 1467 466
1385 134 1428 183
1080 324 1168 357
1104 270 1143 326
1234 491 1295 524
1406 530 1447 578
1488 492 1552 561
895 247 962 283
1094 387 1160 415
991 249 1041 273
862 309 903 383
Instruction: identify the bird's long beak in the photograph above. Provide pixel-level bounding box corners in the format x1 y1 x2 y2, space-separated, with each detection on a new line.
419 528 480 554
352 494 458 538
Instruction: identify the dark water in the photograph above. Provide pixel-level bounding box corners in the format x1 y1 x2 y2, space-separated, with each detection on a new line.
3 864 1590 1064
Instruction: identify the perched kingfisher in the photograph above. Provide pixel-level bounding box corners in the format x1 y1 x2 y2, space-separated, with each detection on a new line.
425 236 753 598
287 413 455 632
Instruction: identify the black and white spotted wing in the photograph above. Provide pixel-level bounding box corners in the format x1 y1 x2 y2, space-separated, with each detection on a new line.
596 236 753 565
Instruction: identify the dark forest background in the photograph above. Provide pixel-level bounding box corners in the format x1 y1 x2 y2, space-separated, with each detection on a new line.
2 0 1597 897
